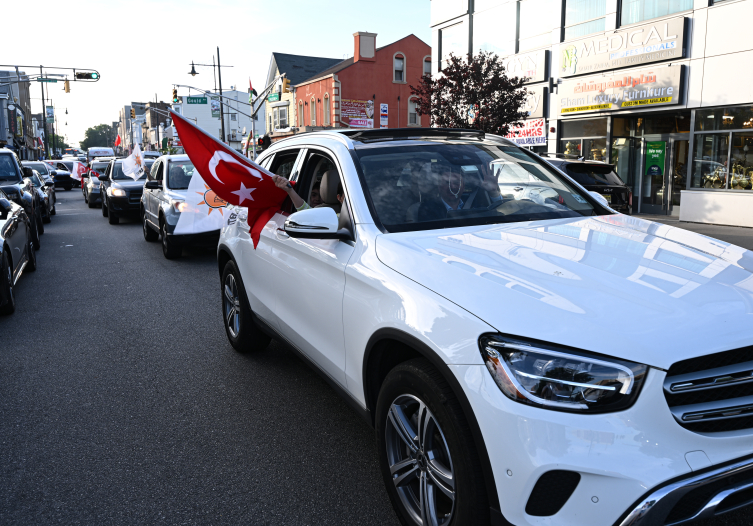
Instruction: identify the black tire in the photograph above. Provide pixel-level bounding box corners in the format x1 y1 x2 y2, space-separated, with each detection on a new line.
221 260 271 353
87 195 96 209
102 197 108 217
161 220 181 259
50 202 56 215
37 211 44 234
83 189 88 203
26 238 37 272
0 251 15 315
142 210 158 241
30 216 40 250
375 358 490 526
64 185 72 191
108 208 119 225
42 206 51 223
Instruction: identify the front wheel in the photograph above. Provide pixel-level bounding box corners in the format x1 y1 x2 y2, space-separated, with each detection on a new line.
142 210 158 241
102 197 108 217
161 220 181 259
37 211 44 234
30 216 40 250
0 251 15 315
108 209 119 225
375 359 490 526
221 260 271 353
26 239 37 272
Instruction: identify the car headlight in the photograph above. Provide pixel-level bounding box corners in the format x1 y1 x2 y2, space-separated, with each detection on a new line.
111 187 126 197
170 199 188 213
479 334 647 413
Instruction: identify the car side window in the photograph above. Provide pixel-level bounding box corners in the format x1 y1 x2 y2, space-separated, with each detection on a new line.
269 149 300 179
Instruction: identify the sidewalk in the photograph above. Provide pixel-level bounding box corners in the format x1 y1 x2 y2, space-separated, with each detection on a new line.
635 214 753 251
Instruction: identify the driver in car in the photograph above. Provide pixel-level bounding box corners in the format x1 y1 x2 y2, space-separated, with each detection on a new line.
418 163 503 222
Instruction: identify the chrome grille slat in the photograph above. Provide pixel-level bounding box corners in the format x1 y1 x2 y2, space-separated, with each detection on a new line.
664 360 753 394
669 395 753 424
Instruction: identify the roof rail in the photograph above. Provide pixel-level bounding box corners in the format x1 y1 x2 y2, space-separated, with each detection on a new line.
341 127 486 142
538 152 585 161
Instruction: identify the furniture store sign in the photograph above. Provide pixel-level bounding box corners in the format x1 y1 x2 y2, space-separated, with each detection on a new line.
505 118 546 146
559 17 685 77
558 65 683 115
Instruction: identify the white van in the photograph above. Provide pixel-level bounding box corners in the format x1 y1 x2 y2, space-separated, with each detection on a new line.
87 147 115 163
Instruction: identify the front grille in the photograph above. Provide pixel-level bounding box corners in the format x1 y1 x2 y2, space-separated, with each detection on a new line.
664 469 753 523
128 190 142 204
525 470 580 516
664 346 753 433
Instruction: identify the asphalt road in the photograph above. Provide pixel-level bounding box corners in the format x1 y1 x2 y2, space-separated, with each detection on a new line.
1 190 752 526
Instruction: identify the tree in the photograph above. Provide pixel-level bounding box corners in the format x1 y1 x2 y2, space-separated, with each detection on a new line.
50 134 70 150
80 124 117 151
410 51 529 136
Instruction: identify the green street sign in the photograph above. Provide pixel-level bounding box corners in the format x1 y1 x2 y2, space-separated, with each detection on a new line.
187 96 207 104
36 78 58 83
267 93 280 102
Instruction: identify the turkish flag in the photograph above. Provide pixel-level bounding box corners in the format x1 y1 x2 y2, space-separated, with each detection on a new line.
170 109 287 248
114 134 121 147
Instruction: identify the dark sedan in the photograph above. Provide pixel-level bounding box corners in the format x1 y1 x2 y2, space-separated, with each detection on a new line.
49 161 75 191
546 159 632 214
0 188 37 315
0 153 43 249
99 160 154 225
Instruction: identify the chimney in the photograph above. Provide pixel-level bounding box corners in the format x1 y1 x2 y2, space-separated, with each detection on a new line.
353 32 377 63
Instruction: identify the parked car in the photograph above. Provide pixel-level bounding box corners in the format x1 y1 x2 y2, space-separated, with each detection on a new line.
0 149 43 248
0 188 36 315
50 161 75 191
545 157 632 214
22 162 56 218
217 128 753 526
27 169 55 223
141 154 222 259
98 159 154 224
83 158 112 208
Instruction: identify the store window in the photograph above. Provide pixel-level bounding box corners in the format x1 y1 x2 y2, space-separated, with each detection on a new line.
730 132 753 191
691 134 729 189
558 118 608 160
621 0 692 25
519 0 557 51
473 2 517 57
695 105 753 131
324 94 330 125
440 22 467 69
565 0 606 40
637 112 691 135
394 54 405 82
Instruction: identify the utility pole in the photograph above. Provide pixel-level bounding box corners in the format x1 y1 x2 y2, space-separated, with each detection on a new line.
39 66 49 158
217 47 225 143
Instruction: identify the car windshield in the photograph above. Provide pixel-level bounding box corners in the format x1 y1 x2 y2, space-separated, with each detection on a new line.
60 162 73 171
145 160 155 173
167 160 195 190
90 162 109 174
26 163 49 175
0 155 21 182
111 162 147 181
354 141 607 232
564 164 625 186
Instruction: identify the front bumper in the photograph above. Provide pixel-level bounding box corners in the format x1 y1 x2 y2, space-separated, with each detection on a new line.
109 194 141 214
165 227 221 247
88 187 102 203
53 176 73 187
454 365 753 526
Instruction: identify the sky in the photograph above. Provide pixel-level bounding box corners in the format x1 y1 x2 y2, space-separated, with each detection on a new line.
5 0 431 147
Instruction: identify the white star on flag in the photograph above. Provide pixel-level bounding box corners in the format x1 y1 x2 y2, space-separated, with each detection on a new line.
231 182 256 204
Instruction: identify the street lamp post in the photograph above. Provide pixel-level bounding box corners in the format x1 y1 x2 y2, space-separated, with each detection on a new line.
188 49 233 143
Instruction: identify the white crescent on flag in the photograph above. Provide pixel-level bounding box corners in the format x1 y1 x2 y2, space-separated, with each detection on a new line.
207 150 263 185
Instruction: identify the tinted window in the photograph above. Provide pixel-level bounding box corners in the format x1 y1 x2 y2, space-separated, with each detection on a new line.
354 141 606 232
167 161 195 190
26 163 49 175
0 155 21 182
90 162 109 174
31 174 43 186
61 161 73 171
564 164 625 186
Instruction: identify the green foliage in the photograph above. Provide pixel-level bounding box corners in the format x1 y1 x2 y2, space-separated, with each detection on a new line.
410 51 529 135
80 124 117 151
50 134 70 150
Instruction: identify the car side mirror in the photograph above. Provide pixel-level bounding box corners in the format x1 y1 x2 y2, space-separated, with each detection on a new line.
284 207 352 241
98 174 110 181
50 170 57 176
22 167 34 178
0 198 11 219
44 182 54 187
145 180 162 190
588 191 610 208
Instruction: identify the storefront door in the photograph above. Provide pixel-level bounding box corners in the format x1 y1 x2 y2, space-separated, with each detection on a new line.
639 135 689 215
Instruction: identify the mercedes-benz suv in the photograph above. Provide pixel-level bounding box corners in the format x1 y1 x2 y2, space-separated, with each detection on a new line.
216 128 753 526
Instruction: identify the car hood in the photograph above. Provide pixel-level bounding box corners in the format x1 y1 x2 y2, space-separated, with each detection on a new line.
53 170 71 176
111 179 146 189
375 215 753 368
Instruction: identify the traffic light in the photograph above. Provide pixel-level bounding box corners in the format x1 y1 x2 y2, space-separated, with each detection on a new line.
282 78 291 93
130 108 135 119
64 80 70 93
74 71 99 80
172 88 178 103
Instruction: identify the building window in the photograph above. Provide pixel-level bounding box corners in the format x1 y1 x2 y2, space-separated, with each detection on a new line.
473 2 516 57
273 108 279 129
279 107 288 128
408 97 419 126
310 99 316 126
691 134 730 189
621 0 692 25
299 102 304 126
695 105 753 131
519 0 557 52
394 54 405 82
565 0 606 40
423 57 432 76
324 94 331 125
558 118 609 161
230 114 237 121
440 22 467 69
268 111 273 131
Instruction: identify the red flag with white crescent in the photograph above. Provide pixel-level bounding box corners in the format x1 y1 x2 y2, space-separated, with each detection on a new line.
170 109 286 248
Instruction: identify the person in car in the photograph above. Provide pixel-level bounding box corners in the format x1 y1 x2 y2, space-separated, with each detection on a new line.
418 163 504 222
271 173 343 212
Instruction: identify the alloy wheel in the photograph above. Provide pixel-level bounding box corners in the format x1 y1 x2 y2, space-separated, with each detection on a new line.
385 394 455 526
223 273 241 338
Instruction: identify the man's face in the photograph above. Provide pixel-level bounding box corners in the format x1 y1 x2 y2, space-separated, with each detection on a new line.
438 167 464 201
310 187 323 207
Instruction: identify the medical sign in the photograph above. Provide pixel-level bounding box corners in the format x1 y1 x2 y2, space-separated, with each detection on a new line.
557 65 683 115
342 99 375 128
380 103 388 128
560 17 686 77
505 118 546 146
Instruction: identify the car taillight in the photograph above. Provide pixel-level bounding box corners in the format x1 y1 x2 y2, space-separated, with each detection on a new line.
628 190 633 206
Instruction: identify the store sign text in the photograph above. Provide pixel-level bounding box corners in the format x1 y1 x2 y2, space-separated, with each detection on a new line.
505 118 546 146
502 49 547 84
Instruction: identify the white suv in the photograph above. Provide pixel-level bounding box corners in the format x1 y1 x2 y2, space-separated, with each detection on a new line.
216 128 753 526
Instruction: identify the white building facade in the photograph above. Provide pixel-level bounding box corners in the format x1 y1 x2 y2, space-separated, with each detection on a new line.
431 0 753 226
171 89 266 153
